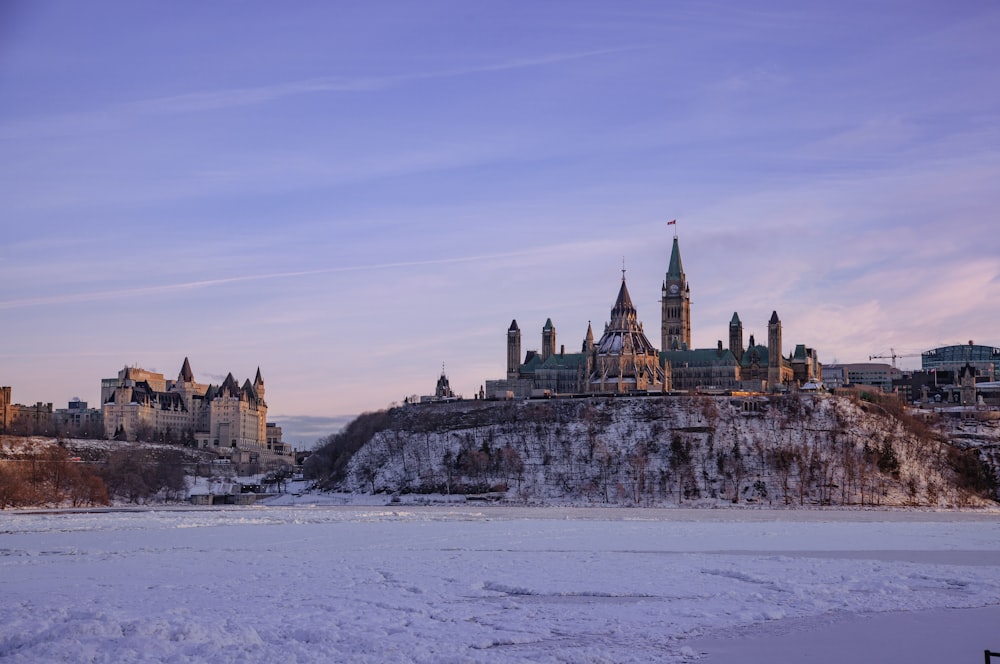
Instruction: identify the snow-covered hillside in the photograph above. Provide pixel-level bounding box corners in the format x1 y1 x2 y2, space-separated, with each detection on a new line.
311 394 997 507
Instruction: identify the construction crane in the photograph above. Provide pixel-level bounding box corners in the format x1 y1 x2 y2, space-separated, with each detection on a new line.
868 348 920 368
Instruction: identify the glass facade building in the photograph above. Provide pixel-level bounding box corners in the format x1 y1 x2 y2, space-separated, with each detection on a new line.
921 343 1000 379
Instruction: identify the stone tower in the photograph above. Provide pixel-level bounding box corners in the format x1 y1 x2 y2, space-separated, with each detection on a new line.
767 310 782 389
728 312 743 363
542 318 556 361
506 320 521 380
661 236 691 351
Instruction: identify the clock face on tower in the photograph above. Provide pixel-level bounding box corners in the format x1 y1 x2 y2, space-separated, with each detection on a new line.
669 284 679 295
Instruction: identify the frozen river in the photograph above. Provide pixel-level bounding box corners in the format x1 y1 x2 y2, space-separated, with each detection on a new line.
2 505 999 662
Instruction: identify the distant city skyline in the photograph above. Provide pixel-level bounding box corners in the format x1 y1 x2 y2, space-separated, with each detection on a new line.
2 2 998 444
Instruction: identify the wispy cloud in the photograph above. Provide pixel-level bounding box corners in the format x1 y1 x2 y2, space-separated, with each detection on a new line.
0 47 635 140
0 239 615 311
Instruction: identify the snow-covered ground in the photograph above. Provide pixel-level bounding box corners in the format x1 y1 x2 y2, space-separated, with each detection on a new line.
1 504 998 663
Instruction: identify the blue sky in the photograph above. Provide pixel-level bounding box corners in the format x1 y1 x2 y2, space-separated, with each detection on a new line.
2 1 999 444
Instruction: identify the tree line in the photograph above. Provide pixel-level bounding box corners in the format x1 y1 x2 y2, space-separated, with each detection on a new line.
0 443 194 508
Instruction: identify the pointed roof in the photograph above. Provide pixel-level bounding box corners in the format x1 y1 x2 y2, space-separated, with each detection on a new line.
667 237 684 279
769 310 780 325
611 279 636 320
509 319 519 332
595 277 657 357
254 367 263 384
179 357 194 382
543 318 554 330
730 312 741 325
220 372 239 397
585 321 594 341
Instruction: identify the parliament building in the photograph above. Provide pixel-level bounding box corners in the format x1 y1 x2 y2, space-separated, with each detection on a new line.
486 233 821 397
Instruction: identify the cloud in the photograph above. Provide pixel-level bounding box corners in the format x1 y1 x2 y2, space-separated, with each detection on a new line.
0 47 635 141
270 414 357 446
0 238 620 311
715 66 788 94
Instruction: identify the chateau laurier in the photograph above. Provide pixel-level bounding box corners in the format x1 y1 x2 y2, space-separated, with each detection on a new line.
486 233 822 397
102 358 291 463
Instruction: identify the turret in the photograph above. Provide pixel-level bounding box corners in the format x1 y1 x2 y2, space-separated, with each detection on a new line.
506 320 521 380
254 367 265 401
767 311 782 389
178 357 194 383
582 321 595 354
542 318 556 361
729 312 743 363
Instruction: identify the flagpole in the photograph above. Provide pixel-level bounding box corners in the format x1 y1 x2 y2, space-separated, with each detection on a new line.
667 219 677 238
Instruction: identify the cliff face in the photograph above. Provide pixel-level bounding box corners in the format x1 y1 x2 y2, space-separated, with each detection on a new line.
314 394 997 507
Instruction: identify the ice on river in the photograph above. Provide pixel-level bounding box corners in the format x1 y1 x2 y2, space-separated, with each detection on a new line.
1 505 999 663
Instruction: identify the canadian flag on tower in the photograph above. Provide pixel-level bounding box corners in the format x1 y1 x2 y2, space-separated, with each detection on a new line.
667 219 676 225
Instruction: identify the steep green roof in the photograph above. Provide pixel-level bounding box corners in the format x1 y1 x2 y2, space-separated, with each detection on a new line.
661 347 738 368
519 353 545 375
539 352 589 369
740 344 769 367
667 237 684 278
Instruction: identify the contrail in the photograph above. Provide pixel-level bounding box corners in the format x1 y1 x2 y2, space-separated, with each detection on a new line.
0 248 547 310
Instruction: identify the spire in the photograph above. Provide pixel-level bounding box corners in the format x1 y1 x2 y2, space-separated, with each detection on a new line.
667 237 684 279
730 312 741 325
769 310 780 325
179 357 194 383
612 279 636 319
509 319 519 332
583 321 595 353
254 367 263 385
543 318 554 330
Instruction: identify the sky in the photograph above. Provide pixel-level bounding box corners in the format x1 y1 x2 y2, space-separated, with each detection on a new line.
2 1 999 444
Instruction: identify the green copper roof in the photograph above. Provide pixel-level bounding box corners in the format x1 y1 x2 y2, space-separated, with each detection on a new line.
730 312 741 325
519 353 545 374
539 352 589 369
660 347 738 367
740 345 770 367
543 318 554 330
667 237 684 278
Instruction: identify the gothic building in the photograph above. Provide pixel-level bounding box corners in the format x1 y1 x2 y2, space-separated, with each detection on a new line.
589 277 667 393
486 232 820 396
102 358 291 463
488 275 666 397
